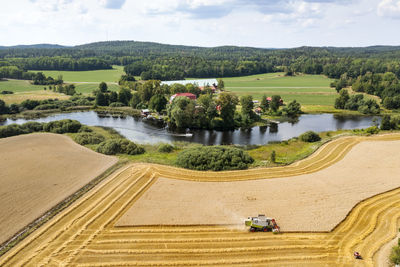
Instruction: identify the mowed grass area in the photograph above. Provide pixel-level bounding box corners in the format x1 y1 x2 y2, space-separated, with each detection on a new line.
0 79 46 92
224 72 336 106
29 65 125 83
0 80 69 104
0 91 70 104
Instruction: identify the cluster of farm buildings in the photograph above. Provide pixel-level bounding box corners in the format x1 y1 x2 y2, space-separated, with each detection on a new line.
141 78 282 116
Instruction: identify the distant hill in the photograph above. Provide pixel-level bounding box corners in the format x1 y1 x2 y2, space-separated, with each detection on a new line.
0 44 67 49
0 40 399 56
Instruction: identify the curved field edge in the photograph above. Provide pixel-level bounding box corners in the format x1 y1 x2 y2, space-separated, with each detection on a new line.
0 159 126 258
146 133 400 182
1 134 400 266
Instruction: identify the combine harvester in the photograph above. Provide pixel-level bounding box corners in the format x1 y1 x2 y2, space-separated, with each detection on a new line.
245 214 280 232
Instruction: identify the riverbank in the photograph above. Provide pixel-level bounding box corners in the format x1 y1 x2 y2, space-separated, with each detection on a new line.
2 106 142 121
70 125 391 168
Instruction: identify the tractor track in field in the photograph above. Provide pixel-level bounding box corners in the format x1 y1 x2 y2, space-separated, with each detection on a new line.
1 134 400 266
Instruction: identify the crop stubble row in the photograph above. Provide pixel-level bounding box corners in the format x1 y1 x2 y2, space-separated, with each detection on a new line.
1 134 400 266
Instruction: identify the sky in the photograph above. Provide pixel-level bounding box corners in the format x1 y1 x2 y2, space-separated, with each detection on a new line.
1 0 400 48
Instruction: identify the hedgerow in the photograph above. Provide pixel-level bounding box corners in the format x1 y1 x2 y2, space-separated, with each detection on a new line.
177 146 254 171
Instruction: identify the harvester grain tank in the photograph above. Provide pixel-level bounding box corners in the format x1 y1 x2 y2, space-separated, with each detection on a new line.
245 214 280 232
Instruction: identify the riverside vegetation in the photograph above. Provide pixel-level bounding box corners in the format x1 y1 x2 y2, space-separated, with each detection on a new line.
0 117 396 171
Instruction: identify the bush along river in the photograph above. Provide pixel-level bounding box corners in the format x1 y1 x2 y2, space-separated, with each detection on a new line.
1 111 381 145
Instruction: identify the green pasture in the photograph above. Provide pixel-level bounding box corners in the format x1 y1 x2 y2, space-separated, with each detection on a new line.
245 93 336 106
0 79 119 95
0 79 46 92
224 73 336 106
29 65 125 83
224 72 332 87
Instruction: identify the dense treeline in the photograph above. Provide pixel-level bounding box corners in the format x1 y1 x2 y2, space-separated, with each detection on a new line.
2 41 400 80
0 66 36 80
0 96 94 115
334 89 380 114
332 71 400 110
6 57 111 71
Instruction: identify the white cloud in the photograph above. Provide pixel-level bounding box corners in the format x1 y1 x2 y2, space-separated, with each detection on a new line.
0 0 399 48
378 0 400 18
100 0 126 9
29 0 74 12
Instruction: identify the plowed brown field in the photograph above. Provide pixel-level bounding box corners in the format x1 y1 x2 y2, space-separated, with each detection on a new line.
1 134 400 266
0 133 117 244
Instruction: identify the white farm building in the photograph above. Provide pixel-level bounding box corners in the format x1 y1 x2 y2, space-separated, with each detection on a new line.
161 79 218 87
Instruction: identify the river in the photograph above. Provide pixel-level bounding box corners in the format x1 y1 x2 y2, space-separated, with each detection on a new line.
1 111 380 145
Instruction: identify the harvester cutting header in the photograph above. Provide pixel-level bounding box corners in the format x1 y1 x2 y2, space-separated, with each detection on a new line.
245 215 280 232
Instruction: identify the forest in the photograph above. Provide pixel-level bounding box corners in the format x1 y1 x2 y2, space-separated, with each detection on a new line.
1 41 400 80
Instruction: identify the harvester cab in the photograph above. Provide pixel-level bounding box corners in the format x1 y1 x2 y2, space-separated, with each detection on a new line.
245 214 280 233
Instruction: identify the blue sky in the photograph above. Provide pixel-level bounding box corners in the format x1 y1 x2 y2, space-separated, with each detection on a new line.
1 0 399 48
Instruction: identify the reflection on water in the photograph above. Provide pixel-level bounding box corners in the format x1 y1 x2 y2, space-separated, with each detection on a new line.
1 111 380 145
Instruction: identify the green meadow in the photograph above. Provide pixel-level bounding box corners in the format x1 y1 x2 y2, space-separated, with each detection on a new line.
29 65 125 83
224 72 336 106
0 79 46 92
0 79 119 94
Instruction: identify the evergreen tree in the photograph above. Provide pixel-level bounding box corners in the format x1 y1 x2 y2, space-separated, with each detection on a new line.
99 82 108 93
95 92 108 106
260 94 269 111
381 115 393 130
270 95 282 112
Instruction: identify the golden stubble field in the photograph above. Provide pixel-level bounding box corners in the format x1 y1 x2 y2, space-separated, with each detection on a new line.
1 134 400 266
0 133 118 244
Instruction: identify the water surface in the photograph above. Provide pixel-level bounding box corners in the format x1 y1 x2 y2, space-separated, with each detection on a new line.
2 111 380 145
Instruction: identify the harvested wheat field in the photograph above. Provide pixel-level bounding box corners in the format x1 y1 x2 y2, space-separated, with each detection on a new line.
0 133 117 244
1 134 400 266
118 139 400 231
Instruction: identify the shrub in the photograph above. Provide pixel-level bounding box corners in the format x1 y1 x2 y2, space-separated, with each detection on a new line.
391 115 400 130
96 138 145 155
109 102 124 107
299 131 321 142
78 126 93 132
364 126 380 135
390 245 400 265
380 115 393 130
22 121 44 132
0 99 9 114
34 104 58 110
43 119 82 133
158 143 174 153
74 132 105 145
0 124 30 138
118 139 145 155
1 90 13 94
20 99 40 110
176 146 254 171
270 150 276 163
96 139 120 155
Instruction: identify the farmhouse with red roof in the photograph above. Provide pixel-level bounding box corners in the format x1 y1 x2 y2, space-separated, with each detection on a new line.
169 93 197 103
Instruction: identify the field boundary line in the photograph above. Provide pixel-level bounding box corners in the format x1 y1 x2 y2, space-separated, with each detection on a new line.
0 161 132 264
60 172 157 265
